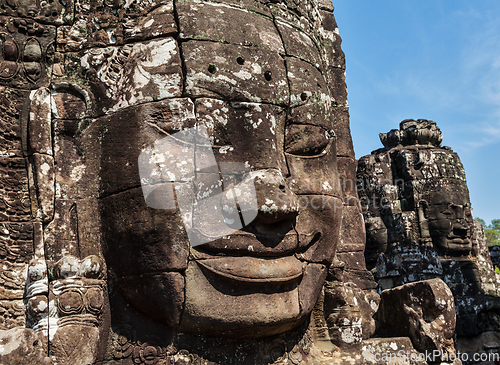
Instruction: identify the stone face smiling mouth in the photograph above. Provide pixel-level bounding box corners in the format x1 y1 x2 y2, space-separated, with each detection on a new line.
195 255 305 283
190 226 325 284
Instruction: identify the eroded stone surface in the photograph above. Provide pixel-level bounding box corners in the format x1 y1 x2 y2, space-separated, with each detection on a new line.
184 41 289 105
0 327 51 365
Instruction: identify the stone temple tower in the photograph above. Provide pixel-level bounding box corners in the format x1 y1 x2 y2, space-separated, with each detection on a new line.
358 119 500 355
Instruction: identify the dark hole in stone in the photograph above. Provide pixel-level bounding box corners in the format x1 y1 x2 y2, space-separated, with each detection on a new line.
33 340 39 347
208 64 217 74
52 11 57 17
300 92 308 101
279 184 286 192
264 71 272 81
237 56 245 65
317 83 321 88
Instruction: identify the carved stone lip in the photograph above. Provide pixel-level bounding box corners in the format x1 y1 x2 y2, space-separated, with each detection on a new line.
195 219 296 240
447 237 470 245
445 239 472 253
196 230 299 256
193 254 305 283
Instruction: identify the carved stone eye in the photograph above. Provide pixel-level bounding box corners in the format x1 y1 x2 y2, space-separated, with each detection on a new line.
440 205 455 216
285 124 332 157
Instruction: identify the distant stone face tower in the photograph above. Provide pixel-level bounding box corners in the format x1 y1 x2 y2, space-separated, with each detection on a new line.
358 119 472 270
357 119 500 352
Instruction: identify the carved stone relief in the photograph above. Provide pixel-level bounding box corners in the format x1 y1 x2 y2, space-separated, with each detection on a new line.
0 1 461 364
358 119 500 357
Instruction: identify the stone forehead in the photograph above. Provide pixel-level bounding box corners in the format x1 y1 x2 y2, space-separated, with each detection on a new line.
69 0 341 126
0 0 342 142
419 179 470 205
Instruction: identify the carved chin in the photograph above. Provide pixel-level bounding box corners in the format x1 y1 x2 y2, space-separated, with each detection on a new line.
178 259 327 339
117 255 328 339
434 236 472 254
444 238 472 253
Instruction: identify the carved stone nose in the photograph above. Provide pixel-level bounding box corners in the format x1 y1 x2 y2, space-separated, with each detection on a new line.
453 220 470 237
251 169 298 224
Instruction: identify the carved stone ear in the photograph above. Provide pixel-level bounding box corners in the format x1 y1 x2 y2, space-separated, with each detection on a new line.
417 200 431 242
417 200 429 217
27 83 93 223
28 87 54 223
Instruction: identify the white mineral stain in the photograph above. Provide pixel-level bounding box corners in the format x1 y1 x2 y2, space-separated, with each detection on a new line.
40 162 51 175
340 328 357 344
251 63 262 74
37 300 48 312
70 165 86 182
233 70 252 80
219 146 233 154
251 119 262 129
81 257 100 275
206 1 248 12
106 28 117 43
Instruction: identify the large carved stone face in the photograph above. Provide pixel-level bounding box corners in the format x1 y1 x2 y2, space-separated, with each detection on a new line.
0 0 348 361
86 0 345 339
99 98 342 338
422 186 473 255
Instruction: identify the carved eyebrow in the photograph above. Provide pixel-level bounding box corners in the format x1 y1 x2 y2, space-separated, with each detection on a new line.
285 122 334 133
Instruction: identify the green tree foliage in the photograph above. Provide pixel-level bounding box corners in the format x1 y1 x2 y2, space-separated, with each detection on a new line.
476 218 500 246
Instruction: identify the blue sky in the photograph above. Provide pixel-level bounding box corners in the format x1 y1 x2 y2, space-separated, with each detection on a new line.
333 0 500 224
